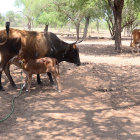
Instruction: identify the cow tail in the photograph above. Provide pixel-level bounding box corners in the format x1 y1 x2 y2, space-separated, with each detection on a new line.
6 22 10 37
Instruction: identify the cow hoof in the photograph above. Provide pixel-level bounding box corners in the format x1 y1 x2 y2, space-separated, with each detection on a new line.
37 81 42 85
26 89 30 92
0 86 5 91
50 81 55 86
21 85 26 90
12 84 17 88
12 85 17 89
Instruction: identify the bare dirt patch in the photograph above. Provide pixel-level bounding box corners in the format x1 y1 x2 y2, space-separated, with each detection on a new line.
0 37 140 140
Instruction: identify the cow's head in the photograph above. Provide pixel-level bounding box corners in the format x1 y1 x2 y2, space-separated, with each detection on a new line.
63 44 81 66
9 55 25 68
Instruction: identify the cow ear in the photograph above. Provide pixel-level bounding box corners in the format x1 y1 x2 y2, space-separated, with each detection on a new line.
73 44 77 49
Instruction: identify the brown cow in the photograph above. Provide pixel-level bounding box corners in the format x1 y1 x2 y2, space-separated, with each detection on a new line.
9 56 61 92
130 29 140 53
0 23 82 91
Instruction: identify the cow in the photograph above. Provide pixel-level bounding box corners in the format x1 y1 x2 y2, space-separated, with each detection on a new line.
0 23 82 91
9 56 61 92
130 29 140 53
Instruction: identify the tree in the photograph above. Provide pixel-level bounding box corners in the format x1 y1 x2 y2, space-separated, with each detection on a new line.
21 0 67 32
53 0 86 40
101 0 140 39
15 0 34 30
0 13 5 26
100 0 115 39
82 0 102 38
15 0 102 39
122 0 140 36
5 11 15 23
13 13 27 27
107 0 124 52
54 0 101 40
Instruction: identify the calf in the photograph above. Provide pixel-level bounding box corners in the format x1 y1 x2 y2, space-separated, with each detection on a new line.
0 25 81 91
9 56 61 92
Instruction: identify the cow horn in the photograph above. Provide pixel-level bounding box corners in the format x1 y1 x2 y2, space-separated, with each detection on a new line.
70 39 83 45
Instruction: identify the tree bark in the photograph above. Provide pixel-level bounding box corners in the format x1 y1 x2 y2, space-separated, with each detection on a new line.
75 23 80 40
106 18 115 39
83 16 90 39
96 19 99 33
27 17 32 31
106 13 115 40
113 0 124 51
108 0 124 52
113 9 121 51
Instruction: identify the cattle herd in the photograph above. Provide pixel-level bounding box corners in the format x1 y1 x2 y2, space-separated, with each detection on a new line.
0 22 140 92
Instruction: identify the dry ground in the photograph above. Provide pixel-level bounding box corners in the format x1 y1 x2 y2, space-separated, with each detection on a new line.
0 36 140 140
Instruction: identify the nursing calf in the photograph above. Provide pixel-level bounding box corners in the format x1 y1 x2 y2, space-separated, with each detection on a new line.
9 56 61 92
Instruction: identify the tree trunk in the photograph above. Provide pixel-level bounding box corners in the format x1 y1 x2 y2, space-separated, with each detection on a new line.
108 0 124 52
83 16 90 39
107 19 115 40
75 23 80 40
114 15 122 51
27 17 32 31
27 22 31 30
96 19 99 33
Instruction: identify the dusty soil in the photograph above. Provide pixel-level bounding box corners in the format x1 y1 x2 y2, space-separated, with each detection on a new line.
0 37 140 140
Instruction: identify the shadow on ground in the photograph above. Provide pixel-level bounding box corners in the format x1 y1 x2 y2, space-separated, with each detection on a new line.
0 39 140 140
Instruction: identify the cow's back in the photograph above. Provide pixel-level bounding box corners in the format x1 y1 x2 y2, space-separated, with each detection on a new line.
19 31 49 59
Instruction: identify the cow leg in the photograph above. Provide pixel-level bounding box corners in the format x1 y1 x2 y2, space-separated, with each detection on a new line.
26 74 32 92
131 48 134 54
22 74 28 90
0 70 4 91
0 63 6 91
135 46 138 53
47 72 55 85
37 74 42 84
52 73 61 92
131 42 135 54
4 64 16 88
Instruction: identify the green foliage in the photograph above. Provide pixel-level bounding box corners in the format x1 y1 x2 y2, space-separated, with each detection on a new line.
23 0 67 27
138 13 140 20
15 0 35 29
37 11 66 26
13 0 106 30
99 0 140 37
0 0 138 31
5 11 15 22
